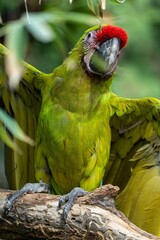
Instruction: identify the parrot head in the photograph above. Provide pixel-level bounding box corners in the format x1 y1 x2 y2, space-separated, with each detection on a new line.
82 25 128 78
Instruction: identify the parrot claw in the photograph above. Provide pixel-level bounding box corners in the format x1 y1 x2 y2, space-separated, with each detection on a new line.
3 181 50 216
58 187 88 221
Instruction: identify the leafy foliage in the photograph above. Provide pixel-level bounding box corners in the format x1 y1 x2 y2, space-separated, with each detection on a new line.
0 109 34 152
86 0 103 18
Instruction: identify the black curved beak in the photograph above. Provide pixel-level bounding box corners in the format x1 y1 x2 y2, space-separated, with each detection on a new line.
89 37 120 77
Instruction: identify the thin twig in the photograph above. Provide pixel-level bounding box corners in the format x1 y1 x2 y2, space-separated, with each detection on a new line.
24 0 30 24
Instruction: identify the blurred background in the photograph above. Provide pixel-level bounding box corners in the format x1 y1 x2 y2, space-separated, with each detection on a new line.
0 0 159 188
0 0 160 98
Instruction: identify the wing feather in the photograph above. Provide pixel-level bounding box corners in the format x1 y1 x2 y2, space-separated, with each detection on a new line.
0 43 47 189
104 95 160 189
104 95 160 235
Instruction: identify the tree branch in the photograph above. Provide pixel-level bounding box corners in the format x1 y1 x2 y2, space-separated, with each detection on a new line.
0 184 159 240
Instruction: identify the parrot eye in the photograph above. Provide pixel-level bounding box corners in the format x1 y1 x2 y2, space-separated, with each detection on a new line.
83 31 96 44
87 32 92 39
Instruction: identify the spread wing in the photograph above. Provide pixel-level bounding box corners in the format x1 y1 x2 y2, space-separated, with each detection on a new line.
104 95 160 188
104 94 160 235
0 43 48 189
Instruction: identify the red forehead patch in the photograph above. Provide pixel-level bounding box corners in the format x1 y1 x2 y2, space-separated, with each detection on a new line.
96 25 128 49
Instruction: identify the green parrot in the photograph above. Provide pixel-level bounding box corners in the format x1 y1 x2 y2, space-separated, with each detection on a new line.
0 24 160 236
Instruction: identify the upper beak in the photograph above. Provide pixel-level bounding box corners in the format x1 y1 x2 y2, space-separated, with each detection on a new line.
89 37 120 77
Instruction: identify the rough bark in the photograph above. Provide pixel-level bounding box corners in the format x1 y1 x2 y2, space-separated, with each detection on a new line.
0 184 159 240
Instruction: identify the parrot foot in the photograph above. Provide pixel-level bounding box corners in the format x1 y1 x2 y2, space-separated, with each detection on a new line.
3 181 50 216
58 187 88 221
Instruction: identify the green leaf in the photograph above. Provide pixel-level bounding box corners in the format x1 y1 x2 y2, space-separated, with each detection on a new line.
26 14 55 43
116 0 126 3
5 21 27 88
0 109 35 146
0 124 21 153
111 0 126 4
87 0 103 18
6 21 26 60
